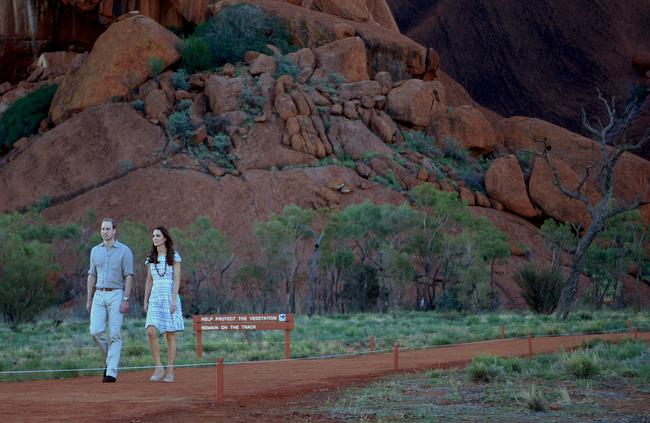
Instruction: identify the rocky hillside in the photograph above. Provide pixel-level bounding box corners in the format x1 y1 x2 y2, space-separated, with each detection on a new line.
0 0 649 309
387 0 650 159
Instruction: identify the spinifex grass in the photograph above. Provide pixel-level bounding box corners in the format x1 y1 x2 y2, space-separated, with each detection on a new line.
321 339 650 422
0 310 647 381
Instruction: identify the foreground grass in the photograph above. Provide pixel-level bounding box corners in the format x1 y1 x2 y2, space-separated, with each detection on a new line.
322 339 650 422
0 310 648 381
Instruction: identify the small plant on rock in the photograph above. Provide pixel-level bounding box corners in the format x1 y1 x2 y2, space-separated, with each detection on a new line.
147 56 165 78
172 68 190 90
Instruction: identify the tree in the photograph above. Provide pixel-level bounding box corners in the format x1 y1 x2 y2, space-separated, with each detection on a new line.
583 211 644 309
536 87 650 318
118 221 151 305
0 213 60 329
409 184 473 309
253 205 315 313
540 218 576 270
171 217 233 314
470 216 510 305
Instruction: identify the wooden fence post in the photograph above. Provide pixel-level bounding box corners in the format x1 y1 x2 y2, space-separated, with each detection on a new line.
216 357 224 405
196 329 203 359
284 329 291 359
393 344 399 370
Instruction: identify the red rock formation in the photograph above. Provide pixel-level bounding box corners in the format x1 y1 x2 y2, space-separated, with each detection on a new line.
49 13 180 124
484 155 537 219
0 103 167 211
389 0 650 159
498 116 650 224
0 0 104 84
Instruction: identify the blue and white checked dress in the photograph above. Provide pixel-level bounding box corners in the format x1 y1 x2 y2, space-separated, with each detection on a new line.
145 252 184 333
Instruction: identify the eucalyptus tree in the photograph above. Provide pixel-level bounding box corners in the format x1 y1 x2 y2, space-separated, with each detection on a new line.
254 205 316 313
171 216 233 313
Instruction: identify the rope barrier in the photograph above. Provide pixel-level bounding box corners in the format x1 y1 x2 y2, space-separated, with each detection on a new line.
0 325 646 376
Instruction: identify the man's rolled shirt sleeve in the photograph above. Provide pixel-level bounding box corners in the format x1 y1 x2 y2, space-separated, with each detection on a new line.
123 247 134 277
88 247 97 276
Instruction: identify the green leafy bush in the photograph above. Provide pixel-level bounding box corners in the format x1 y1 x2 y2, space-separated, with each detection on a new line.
274 55 300 79
172 68 190 90
194 4 295 66
179 36 212 72
513 265 563 314
0 84 58 154
0 214 60 329
402 130 439 157
166 111 194 146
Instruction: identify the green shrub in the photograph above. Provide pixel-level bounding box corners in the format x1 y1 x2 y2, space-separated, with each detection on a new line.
172 68 190 90
166 111 194 146
442 137 469 162
467 355 501 382
195 4 295 66
204 115 227 136
564 350 601 379
516 149 536 177
131 99 145 112
147 56 165 78
370 170 402 191
402 130 439 156
0 84 58 154
179 36 212 72
0 215 60 329
518 384 546 411
274 55 300 79
241 85 264 116
513 265 563 314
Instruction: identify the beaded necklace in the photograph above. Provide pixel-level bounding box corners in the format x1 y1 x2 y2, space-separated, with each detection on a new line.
154 253 167 277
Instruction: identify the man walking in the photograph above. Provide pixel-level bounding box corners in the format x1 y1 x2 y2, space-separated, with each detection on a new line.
87 218 134 383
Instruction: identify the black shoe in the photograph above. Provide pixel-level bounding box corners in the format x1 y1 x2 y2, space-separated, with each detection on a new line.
102 375 116 383
103 368 107 377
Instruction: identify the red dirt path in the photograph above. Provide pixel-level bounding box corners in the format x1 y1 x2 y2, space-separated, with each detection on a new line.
2 332 648 423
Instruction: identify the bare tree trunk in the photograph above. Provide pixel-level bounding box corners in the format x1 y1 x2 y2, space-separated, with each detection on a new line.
558 217 605 318
307 232 324 317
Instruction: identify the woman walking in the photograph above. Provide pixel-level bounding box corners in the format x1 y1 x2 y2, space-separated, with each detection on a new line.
144 226 184 382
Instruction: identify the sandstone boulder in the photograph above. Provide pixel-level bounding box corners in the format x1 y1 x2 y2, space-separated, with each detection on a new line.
233 117 319 170
365 0 400 32
287 48 316 83
437 105 500 154
144 89 172 123
484 155 537 218
250 54 277 75
314 37 369 82
338 80 382 101
49 14 180 124
327 116 394 159
386 79 440 127
205 75 243 114
528 157 594 227
311 0 370 22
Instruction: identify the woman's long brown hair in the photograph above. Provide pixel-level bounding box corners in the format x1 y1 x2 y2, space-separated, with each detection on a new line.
147 226 175 266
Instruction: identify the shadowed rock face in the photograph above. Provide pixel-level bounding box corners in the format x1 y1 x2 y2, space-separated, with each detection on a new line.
0 0 104 84
387 0 650 159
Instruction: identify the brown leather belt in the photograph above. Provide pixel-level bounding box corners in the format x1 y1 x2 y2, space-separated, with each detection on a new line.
96 287 117 291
